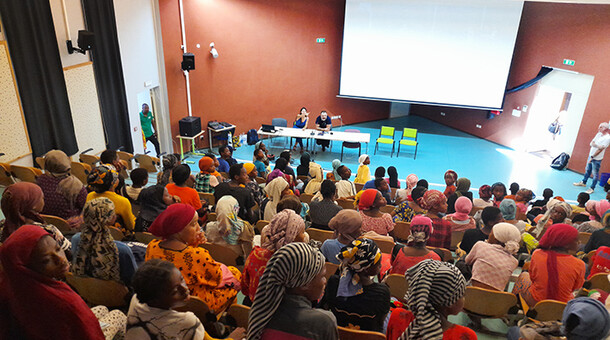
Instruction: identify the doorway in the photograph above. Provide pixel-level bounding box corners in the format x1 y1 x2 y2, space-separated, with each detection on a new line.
522 69 594 158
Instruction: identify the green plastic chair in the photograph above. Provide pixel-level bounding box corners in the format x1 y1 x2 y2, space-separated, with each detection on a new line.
374 126 396 157
398 128 418 159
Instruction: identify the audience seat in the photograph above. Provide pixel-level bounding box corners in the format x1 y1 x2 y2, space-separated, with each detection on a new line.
397 128 418 159
469 206 484 217
374 238 395 254
227 304 250 330
199 243 242 269
207 212 217 222
393 221 411 242
0 163 14 186
450 231 465 251
428 247 453 262
338 326 386 340
523 299 567 322
65 272 129 308
325 262 339 281
198 192 216 207
578 232 592 246
41 214 74 238
134 154 160 173
174 294 212 319
255 177 266 184
307 228 335 244
300 193 314 204
337 199 356 210
354 183 364 192
108 226 125 241
341 128 362 161
79 154 100 168
383 274 408 303
255 220 269 234
134 232 160 244
117 151 134 170
587 272 610 292
379 205 395 214
70 161 91 185
11 165 42 183
374 126 396 157
463 286 518 320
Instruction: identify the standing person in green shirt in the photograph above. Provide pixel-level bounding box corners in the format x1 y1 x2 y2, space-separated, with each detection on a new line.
140 103 160 157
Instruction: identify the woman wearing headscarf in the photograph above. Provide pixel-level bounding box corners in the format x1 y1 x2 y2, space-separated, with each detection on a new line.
135 185 177 232
491 182 507 207
393 260 475 340
304 161 324 195
263 177 290 221
473 184 493 208
157 153 179 186
0 182 70 251
331 159 342 181
194 156 219 193
422 190 452 249
443 196 476 232
390 216 441 275
37 150 87 222
392 186 427 223
242 210 308 304
514 188 533 214
529 199 572 240
358 189 395 237
321 210 363 264
395 174 418 203
446 177 472 213
204 196 254 257
320 238 390 332
443 170 458 198
354 154 371 184
578 199 610 233
0 225 125 340
244 162 265 209
87 165 136 232
71 198 137 285
499 199 527 233
584 210 610 253
513 224 585 307
248 242 336 340
145 204 241 313
465 223 520 291
296 152 311 177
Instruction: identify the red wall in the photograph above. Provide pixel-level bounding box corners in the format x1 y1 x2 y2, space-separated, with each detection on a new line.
412 2 610 173
158 0 390 150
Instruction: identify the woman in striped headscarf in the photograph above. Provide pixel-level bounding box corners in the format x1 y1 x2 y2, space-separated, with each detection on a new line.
248 242 337 340
398 259 475 340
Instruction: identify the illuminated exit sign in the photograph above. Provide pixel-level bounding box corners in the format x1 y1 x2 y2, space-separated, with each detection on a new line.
563 59 575 66
316 38 326 43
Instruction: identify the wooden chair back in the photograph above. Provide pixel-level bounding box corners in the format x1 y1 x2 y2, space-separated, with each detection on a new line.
380 205 395 214
393 221 411 242
297 175 309 182
35 156 45 169
450 231 465 251
338 326 386 340
469 206 484 217
0 163 14 186
117 151 134 170
337 199 356 210
307 228 335 243
529 300 567 322
134 154 160 173
108 226 125 241
65 272 129 308
198 192 216 206
384 274 408 302
11 165 42 183
428 247 453 262
79 154 100 168
70 161 91 185
174 295 211 320
255 177 266 184
220 172 230 180
41 214 73 237
208 212 217 222
300 193 314 204
374 238 395 254
134 232 160 244
325 262 339 280
586 250 596 264
463 286 517 318
227 304 250 329
200 243 241 267
578 232 592 246
588 272 610 292
255 220 269 234
354 183 364 192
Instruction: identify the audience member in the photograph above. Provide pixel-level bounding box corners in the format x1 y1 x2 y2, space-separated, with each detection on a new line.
274 158 295 188
135 185 176 232
389 216 441 275
529 199 572 239
145 204 241 313
242 210 307 303
100 149 126 178
514 188 533 214
263 177 290 221
321 210 363 264
204 153 223 179
531 188 554 210
460 206 504 253
490 182 507 207
331 159 342 181
499 199 527 233
509 182 520 196
358 189 395 237
253 149 268 178
304 162 324 195
571 192 590 215
248 242 336 340
87 165 136 232
166 164 204 215
387 166 400 189
584 211 610 253
279 151 296 178
354 154 371 184
309 180 343 229
335 165 357 199
447 177 472 213
254 141 273 164
205 196 255 257
315 110 333 152
587 245 610 279
443 170 458 198
473 184 493 208
243 162 265 209
578 200 610 233
417 179 429 189
71 198 137 285
157 153 179 186
214 163 256 223
321 238 390 332
465 223 520 291
292 107 309 151
395 173 418 203
194 156 219 193
444 196 476 232
364 166 386 189
296 152 311 177
392 186 427 223
37 150 87 222
276 195 303 216
124 168 148 201
422 190 451 249
375 177 393 204
217 145 235 173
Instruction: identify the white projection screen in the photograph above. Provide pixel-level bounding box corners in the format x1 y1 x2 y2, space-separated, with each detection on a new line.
339 0 524 110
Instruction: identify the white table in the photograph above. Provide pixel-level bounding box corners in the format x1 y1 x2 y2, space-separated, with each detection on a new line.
208 123 236 151
257 127 370 154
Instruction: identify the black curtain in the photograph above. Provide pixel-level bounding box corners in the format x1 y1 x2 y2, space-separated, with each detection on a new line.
0 1 78 158
82 0 133 152
505 66 553 94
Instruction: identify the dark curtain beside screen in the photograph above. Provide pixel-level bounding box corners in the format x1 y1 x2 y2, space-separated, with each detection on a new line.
0 0 78 158
82 0 134 152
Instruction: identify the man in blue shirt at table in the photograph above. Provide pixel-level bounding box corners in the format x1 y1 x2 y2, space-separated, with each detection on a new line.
315 111 332 152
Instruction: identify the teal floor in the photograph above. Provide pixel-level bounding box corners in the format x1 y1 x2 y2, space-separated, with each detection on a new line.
185 115 606 203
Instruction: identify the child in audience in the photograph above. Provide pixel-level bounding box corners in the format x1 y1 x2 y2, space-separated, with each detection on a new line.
577 200 609 234
126 259 245 340
473 184 493 208
166 164 204 216
389 215 441 275
392 186 427 223
214 164 256 223
194 156 219 193
491 182 507 207
571 192 590 215
217 145 233 173
358 189 395 237
279 151 296 178
335 165 357 199
320 238 390 333
124 168 148 201
253 149 268 178
460 206 504 253
254 141 273 163
465 223 520 291
422 190 452 249
354 154 371 184
321 210 363 264
204 153 223 178
443 170 458 198
87 165 136 232
444 196 476 232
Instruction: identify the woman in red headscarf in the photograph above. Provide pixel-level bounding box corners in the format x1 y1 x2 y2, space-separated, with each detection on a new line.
513 224 585 307
144 203 241 313
358 189 395 237
194 156 219 193
0 225 105 339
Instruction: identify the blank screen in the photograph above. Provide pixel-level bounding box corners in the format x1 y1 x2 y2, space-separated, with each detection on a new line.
339 0 524 110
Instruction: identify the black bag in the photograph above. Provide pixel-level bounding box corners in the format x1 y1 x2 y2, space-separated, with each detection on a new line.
551 152 570 170
247 129 259 145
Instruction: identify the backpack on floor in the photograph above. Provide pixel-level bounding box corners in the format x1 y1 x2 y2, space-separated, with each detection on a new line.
551 152 570 170
247 129 259 145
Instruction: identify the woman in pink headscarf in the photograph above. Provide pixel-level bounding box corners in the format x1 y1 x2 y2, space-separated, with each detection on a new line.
422 190 452 249
443 196 476 232
395 174 418 203
577 200 609 233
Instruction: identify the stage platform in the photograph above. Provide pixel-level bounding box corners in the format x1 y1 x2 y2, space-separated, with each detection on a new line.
181 115 604 203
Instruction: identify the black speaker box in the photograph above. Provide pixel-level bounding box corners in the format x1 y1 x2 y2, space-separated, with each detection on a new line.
77 30 94 50
179 116 201 137
182 53 195 71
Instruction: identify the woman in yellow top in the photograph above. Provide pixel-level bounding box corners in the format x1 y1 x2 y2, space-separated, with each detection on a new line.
354 154 371 184
87 165 136 232
145 203 241 313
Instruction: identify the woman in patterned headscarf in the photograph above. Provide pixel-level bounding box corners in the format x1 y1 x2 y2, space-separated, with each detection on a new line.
319 238 390 333
248 242 335 340
397 260 475 340
204 196 254 257
87 165 136 232
304 162 324 195
157 153 179 186
390 215 441 275
422 190 452 249
473 184 493 208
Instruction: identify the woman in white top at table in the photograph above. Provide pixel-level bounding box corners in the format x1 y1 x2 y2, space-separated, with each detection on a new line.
293 107 310 151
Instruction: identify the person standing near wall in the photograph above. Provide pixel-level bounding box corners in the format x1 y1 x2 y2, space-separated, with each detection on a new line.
574 122 610 194
140 103 160 157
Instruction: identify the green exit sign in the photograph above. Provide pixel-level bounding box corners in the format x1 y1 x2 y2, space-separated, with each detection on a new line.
563 59 575 66
316 37 326 43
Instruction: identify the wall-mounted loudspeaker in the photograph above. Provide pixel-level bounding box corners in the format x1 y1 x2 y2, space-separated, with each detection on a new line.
77 30 95 51
182 53 195 71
